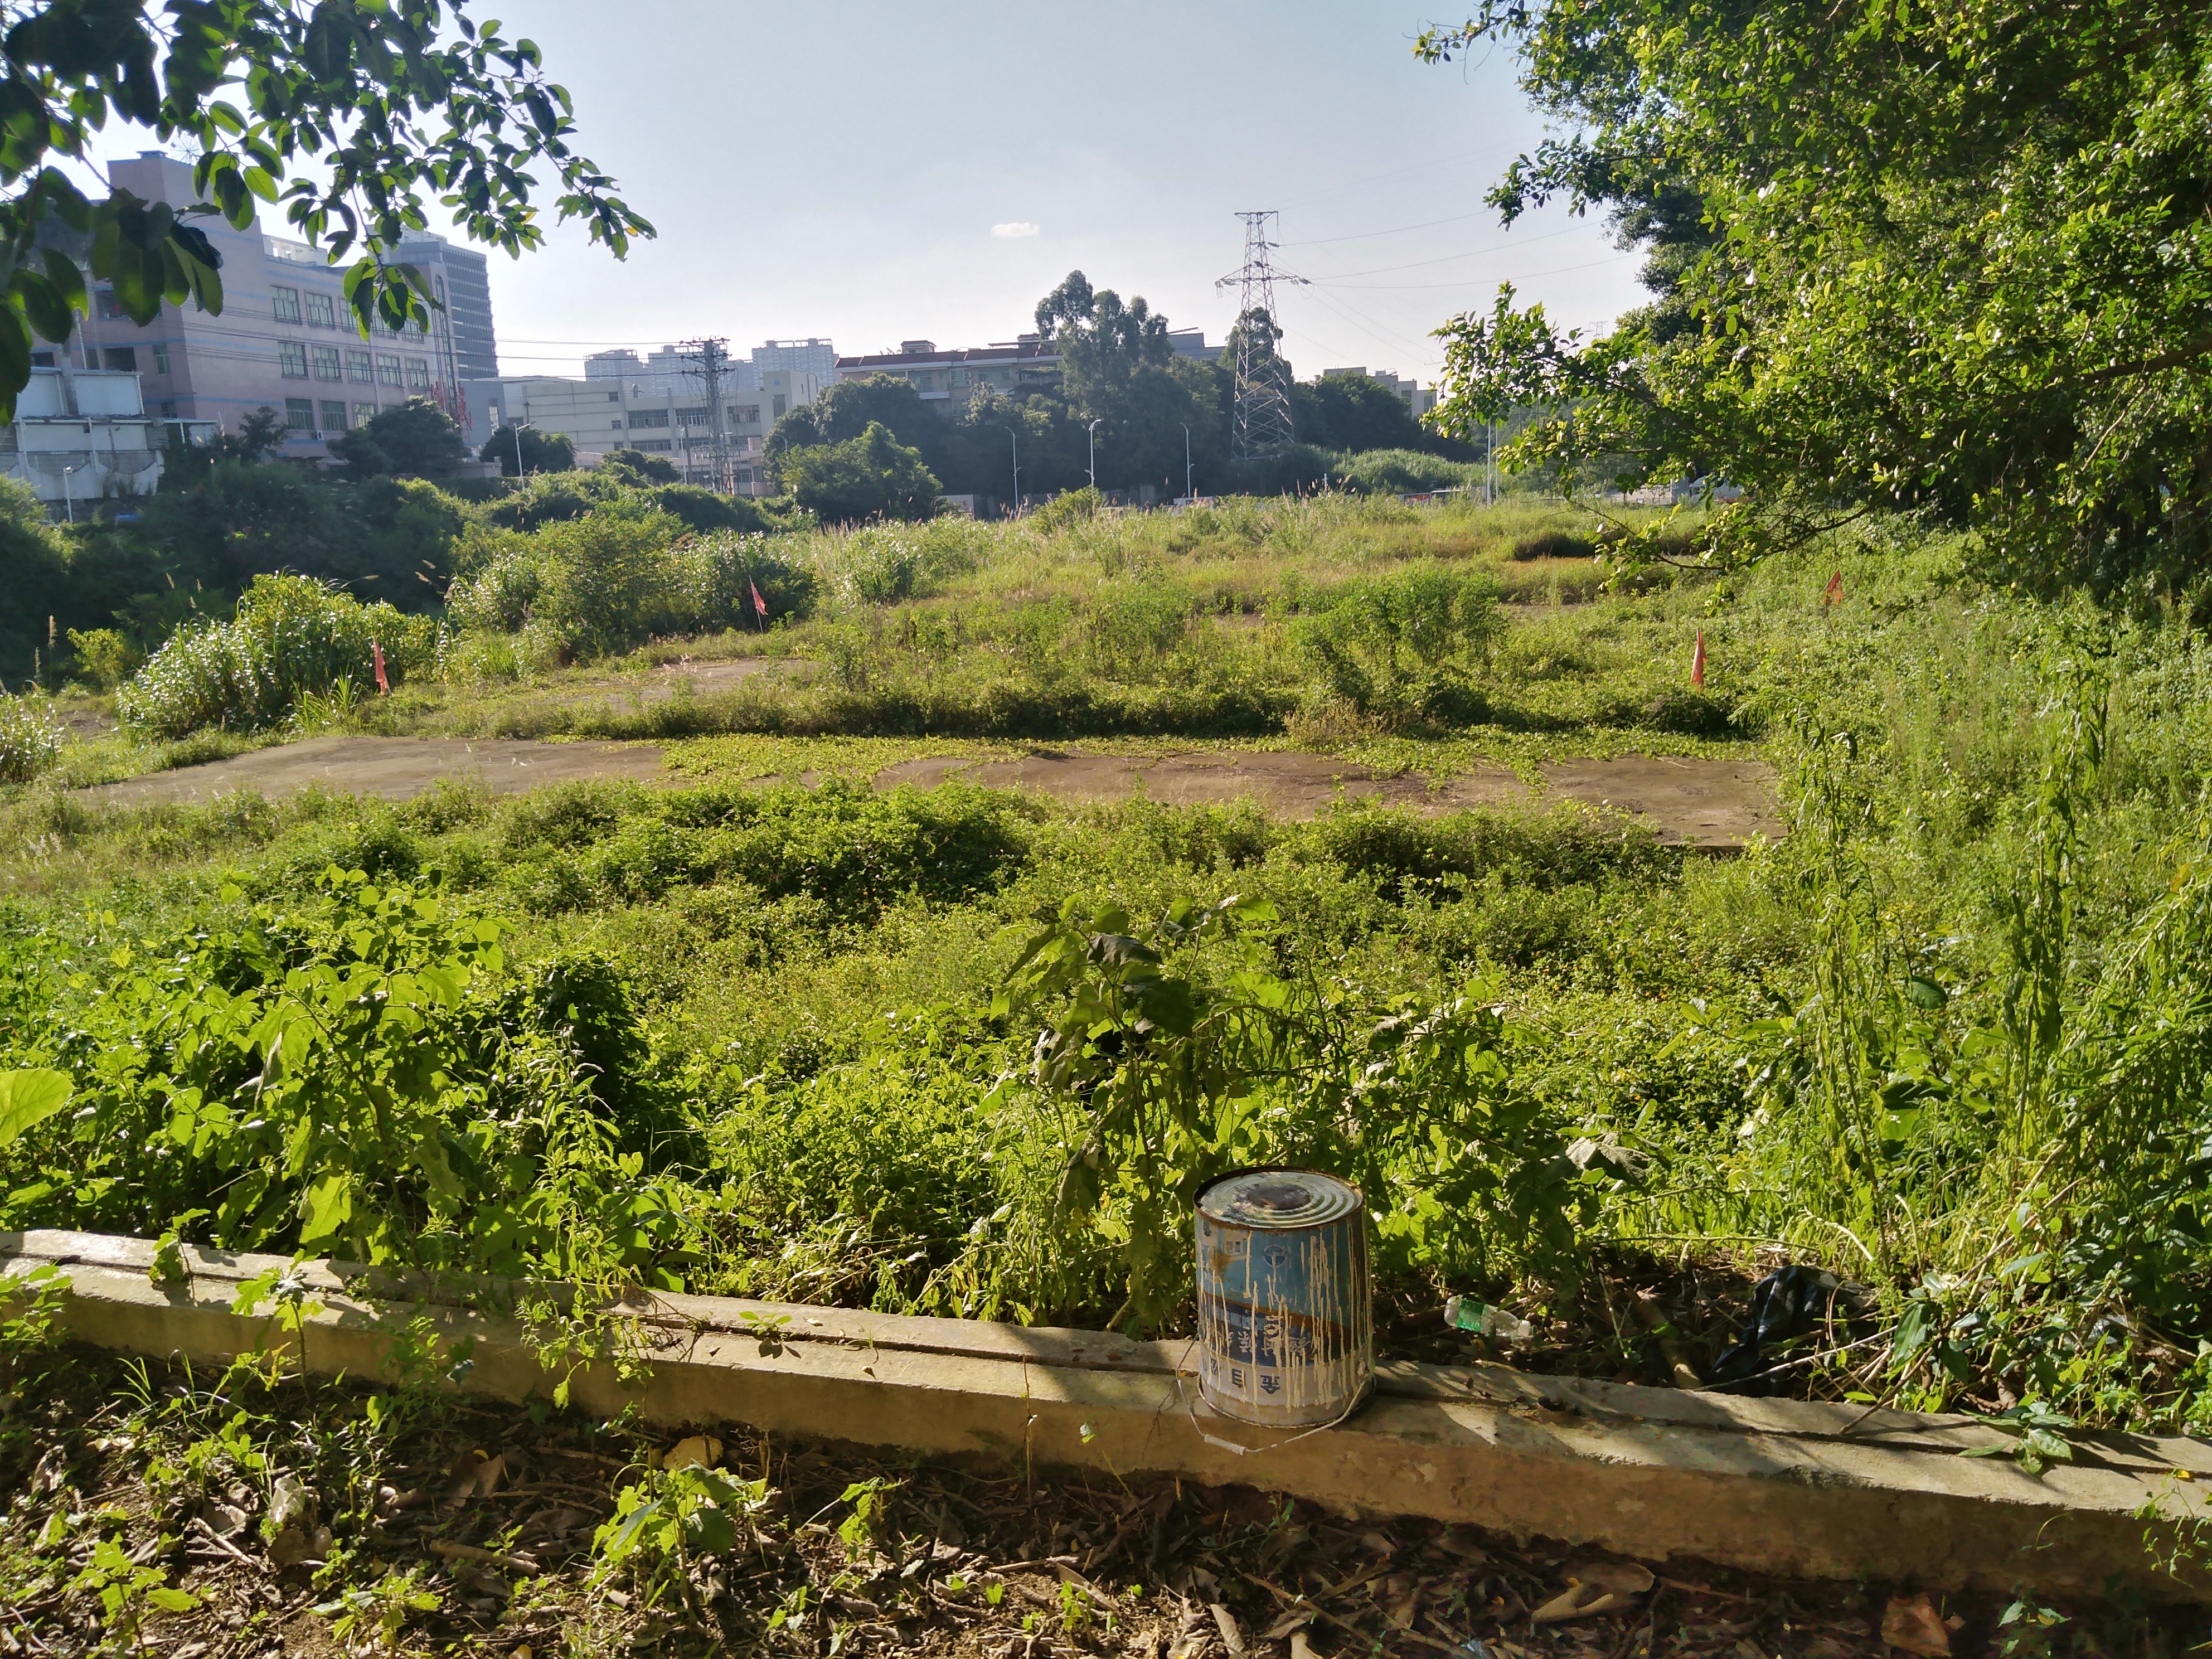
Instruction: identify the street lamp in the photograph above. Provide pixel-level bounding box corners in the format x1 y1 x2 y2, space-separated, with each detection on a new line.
61 464 79 525
1003 426 1020 516
511 418 531 479
1086 418 1103 491
1178 422 1193 502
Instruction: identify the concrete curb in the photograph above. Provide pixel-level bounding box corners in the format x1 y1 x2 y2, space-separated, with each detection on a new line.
5 1229 2205 1601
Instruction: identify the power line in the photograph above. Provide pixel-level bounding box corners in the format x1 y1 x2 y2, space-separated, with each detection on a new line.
1315 251 1639 291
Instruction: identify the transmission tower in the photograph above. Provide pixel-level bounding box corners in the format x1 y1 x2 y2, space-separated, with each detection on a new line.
677 336 736 493
1215 211 1306 457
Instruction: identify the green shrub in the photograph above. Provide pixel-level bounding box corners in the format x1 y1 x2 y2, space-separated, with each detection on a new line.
1326 448 1485 496
1026 487 1101 532
65 628 140 690
0 695 62 783
117 574 436 738
0 871 696 1282
1512 529 1598 560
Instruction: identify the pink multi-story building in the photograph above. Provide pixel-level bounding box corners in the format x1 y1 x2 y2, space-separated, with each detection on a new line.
47 152 485 462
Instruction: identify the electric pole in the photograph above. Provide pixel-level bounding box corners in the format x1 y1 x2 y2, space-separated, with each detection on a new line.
1215 210 1305 459
677 337 736 493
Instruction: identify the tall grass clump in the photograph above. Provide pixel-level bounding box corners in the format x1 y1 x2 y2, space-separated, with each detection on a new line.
117 574 437 739
0 694 62 783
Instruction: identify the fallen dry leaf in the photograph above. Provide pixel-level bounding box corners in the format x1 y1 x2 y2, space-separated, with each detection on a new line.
1289 1634 1319 1659
665 1434 722 1472
1563 1556 1656 1597
1530 1583 1638 1623
1881 1593 1951 1657
1210 1602 1247 1659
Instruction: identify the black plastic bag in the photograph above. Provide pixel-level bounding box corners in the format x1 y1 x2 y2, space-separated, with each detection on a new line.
1705 1264 1837 1394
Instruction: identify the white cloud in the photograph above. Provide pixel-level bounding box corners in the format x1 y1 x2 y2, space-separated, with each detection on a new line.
991 222 1041 239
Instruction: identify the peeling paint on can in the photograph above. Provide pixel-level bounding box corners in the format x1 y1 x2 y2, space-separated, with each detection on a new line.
1194 1167 1371 1428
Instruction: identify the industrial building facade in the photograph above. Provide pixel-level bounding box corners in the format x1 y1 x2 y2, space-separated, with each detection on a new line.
43 153 481 462
468 365 824 496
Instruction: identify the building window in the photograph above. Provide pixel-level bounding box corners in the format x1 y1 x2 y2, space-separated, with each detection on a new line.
773 395 787 419
630 439 672 452
628 409 669 429
94 288 124 320
305 292 336 327
347 350 374 382
102 347 137 372
159 399 178 417
735 405 760 424
736 467 753 484
284 397 313 431
271 286 302 323
152 345 171 376
404 358 430 390
375 354 401 387
321 400 348 430
279 341 309 379
30 350 54 368
312 346 343 381
950 366 969 387
353 401 379 427
910 371 938 392
608 391 620 402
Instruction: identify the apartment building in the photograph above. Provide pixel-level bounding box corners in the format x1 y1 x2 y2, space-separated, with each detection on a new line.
468 366 824 496
751 338 837 384
833 329 1216 410
1 366 208 519
42 152 479 462
833 336 1063 408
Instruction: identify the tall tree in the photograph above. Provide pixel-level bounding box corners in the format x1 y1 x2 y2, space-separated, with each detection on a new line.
328 396 468 479
1420 1 2212 591
482 423 577 476
779 421 941 524
0 1 647 414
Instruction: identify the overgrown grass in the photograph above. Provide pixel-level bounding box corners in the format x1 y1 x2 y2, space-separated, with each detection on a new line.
9 507 2212 1444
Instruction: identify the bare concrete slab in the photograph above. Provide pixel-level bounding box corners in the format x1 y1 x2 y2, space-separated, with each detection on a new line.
72 734 1781 848
874 750 1781 847
75 735 670 808
4 1229 2200 1600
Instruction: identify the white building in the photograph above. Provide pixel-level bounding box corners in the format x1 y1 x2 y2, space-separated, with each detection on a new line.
467 366 824 497
1320 366 1438 419
1 367 209 520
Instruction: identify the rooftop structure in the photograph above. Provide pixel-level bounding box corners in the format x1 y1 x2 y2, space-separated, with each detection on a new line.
2 367 206 520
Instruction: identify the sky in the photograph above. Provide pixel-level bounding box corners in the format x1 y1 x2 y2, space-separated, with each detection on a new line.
109 1 1651 385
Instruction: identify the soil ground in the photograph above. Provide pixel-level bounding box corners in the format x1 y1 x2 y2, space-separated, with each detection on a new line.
74 739 1783 848
9 1345 2171 1659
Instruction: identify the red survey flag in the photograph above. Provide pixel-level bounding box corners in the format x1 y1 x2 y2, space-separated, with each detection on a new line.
1823 571 1843 604
1691 629 1706 688
750 579 769 620
372 639 389 695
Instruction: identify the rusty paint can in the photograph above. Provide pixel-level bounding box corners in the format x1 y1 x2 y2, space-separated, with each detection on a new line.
1194 1167 1371 1429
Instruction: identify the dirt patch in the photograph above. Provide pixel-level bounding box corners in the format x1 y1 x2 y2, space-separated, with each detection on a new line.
74 735 669 807
874 750 1782 848
73 738 1782 848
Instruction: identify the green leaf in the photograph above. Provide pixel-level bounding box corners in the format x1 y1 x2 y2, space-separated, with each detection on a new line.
0 1071 72 1148
144 1587 198 1612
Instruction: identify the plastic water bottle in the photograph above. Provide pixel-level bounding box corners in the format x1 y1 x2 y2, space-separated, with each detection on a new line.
1443 1295 1535 1345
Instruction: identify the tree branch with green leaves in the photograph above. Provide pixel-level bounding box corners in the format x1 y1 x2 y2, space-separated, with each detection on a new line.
0 0 650 413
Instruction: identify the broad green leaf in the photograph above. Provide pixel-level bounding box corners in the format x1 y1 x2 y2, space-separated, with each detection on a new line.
0 1071 71 1148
